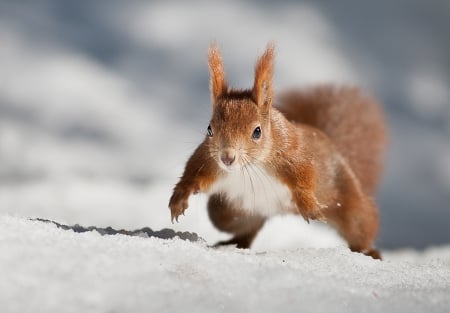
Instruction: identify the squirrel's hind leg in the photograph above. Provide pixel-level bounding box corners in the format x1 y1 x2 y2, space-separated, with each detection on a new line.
207 193 266 249
324 164 382 259
325 194 381 260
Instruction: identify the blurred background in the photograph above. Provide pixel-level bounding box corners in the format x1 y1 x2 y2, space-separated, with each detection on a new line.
0 0 449 250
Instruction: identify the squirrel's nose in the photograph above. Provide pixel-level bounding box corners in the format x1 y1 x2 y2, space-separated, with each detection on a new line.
220 150 236 167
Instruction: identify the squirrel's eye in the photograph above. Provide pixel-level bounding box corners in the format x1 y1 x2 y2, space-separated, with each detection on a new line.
252 126 262 139
207 125 213 137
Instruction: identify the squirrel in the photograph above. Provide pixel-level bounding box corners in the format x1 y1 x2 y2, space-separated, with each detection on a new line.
169 43 387 259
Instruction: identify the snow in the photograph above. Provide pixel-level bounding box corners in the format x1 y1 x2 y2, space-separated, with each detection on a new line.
0 1 449 311
1 215 449 313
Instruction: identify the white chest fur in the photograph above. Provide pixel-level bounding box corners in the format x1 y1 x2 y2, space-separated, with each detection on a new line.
209 165 295 216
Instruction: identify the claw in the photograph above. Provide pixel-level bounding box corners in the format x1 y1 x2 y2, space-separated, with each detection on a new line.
302 214 310 224
317 214 327 223
168 188 189 224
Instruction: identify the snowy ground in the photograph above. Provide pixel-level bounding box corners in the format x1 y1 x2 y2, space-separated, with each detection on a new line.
0 1 449 312
1 215 449 313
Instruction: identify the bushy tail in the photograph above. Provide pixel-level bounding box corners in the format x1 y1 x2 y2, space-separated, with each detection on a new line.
276 85 387 195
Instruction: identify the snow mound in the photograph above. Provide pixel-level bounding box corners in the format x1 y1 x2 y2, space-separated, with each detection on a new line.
1 215 449 313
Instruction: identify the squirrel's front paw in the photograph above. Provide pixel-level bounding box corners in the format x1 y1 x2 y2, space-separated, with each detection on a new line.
300 205 327 223
308 209 327 223
168 189 190 223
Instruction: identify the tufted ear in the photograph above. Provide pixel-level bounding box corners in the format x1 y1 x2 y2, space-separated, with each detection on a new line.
252 43 275 111
208 43 228 105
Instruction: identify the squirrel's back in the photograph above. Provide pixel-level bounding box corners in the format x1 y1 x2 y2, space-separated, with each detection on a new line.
276 85 387 195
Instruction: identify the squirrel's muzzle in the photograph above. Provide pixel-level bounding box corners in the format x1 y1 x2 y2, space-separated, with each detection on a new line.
220 149 237 167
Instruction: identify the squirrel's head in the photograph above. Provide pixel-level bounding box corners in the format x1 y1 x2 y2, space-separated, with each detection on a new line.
206 43 275 172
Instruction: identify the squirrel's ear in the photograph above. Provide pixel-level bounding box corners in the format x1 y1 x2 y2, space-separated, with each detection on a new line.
252 43 275 110
208 43 228 104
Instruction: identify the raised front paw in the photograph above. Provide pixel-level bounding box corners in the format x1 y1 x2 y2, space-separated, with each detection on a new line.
168 188 190 223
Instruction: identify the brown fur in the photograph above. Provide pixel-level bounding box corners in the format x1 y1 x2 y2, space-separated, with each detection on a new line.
208 193 266 248
169 43 387 259
208 43 228 103
277 86 387 195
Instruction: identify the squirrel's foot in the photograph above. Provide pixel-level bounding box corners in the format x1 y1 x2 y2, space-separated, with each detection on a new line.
168 189 190 223
296 193 328 223
300 206 327 223
302 210 327 223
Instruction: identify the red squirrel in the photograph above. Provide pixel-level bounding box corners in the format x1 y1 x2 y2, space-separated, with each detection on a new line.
169 43 387 259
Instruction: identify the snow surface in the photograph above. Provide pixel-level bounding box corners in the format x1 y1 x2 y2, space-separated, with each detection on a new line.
0 1 449 312
1 215 449 313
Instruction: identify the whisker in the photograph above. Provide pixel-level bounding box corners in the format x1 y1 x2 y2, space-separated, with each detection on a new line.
243 154 273 213
244 154 287 212
241 157 256 212
246 157 273 212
